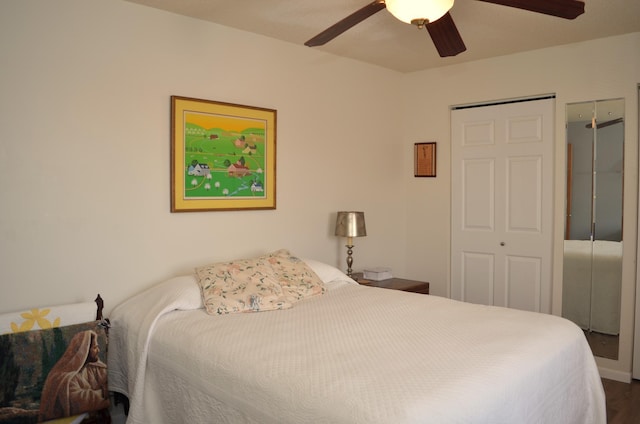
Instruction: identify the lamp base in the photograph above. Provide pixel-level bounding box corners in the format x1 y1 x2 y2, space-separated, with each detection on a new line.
345 244 354 278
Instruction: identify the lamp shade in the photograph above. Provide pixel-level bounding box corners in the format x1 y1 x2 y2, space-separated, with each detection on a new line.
335 211 367 238
385 0 454 24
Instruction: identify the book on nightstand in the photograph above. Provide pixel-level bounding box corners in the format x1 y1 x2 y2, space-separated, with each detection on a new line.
363 267 393 281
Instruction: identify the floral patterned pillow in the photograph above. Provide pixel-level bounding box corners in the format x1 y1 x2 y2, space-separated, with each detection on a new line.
267 249 326 299
195 249 325 315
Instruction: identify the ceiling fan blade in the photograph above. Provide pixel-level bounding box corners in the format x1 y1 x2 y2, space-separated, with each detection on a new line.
586 117 624 129
426 12 466 57
305 0 386 47
476 0 584 19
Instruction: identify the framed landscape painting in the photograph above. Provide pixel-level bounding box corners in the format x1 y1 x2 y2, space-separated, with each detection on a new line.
171 96 277 212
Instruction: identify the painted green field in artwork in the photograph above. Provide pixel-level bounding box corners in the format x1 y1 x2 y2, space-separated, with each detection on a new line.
183 123 267 199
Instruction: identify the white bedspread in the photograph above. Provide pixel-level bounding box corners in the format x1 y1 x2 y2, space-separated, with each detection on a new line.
109 267 605 424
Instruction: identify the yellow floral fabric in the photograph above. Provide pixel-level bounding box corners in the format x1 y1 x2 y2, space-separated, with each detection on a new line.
10 308 62 333
0 302 97 335
195 249 325 315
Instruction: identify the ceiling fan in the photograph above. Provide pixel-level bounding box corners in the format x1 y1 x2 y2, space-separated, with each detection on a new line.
305 0 585 57
586 117 624 129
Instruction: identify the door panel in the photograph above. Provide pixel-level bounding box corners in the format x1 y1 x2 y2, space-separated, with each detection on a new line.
462 252 494 305
462 159 494 231
506 255 541 311
451 98 554 313
507 156 541 232
463 120 495 146
507 115 542 143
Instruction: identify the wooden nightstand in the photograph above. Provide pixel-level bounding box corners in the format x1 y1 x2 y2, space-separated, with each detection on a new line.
352 273 429 294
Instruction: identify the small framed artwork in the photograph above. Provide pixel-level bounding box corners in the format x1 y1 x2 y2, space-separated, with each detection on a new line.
414 142 436 177
171 96 276 212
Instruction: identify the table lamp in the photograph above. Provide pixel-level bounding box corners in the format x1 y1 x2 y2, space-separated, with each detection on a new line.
334 211 367 278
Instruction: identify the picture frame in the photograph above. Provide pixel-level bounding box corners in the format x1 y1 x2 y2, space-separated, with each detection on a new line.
171 96 276 212
414 142 437 177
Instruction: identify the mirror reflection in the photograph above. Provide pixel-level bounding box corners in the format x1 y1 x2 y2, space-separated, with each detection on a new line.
563 98 624 360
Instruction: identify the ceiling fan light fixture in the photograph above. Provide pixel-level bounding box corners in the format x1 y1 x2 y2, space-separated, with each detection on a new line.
385 0 454 25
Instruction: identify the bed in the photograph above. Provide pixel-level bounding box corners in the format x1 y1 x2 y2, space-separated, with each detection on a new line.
108 251 606 424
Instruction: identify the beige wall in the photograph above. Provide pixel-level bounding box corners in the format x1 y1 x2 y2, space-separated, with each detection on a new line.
1 1 639 377
0 0 406 312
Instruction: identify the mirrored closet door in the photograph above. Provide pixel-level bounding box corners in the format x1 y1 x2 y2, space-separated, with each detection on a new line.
563 98 624 360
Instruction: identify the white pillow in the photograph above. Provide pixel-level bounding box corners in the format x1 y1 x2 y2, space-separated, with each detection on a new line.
302 258 356 285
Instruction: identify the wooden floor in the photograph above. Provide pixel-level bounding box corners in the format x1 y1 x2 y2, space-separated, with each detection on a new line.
603 378 640 424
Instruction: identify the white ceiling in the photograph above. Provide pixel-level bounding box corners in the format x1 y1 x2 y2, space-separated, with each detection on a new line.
126 0 640 73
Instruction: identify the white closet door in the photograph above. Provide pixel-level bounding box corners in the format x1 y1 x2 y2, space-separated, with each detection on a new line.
451 98 554 313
